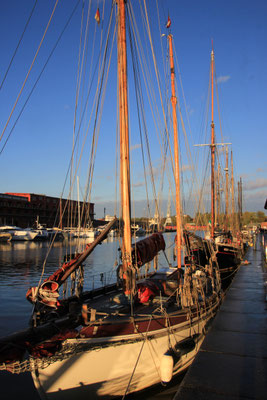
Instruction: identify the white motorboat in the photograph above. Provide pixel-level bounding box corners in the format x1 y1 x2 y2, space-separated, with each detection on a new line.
0 226 38 241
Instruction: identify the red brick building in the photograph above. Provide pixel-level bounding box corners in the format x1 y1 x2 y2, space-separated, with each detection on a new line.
0 193 94 228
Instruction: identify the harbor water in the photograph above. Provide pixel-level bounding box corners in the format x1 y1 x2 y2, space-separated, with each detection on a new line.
0 231 184 399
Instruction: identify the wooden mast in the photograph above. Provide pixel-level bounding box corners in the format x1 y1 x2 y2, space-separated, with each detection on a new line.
237 177 243 231
240 181 241 231
231 150 235 234
168 34 182 269
117 0 132 290
210 48 215 240
217 163 221 226
217 164 221 227
195 47 232 236
225 145 229 231
215 167 217 227
240 177 243 229
59 198 62 230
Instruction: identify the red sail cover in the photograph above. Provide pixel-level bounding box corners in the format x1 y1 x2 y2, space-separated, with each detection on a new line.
132 233 165 267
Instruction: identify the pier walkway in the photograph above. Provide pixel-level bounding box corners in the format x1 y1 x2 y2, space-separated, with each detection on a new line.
173 237 267 400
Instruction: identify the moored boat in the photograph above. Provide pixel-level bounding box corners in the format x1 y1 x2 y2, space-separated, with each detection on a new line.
196 46 243 285
0 232 12 242
0 2 222 399
0 226 38 241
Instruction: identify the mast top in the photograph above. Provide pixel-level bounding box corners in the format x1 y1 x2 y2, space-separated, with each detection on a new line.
211 38 214 59
211 49 214 60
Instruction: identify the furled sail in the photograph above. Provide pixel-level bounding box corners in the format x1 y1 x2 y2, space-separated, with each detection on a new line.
132 233 165 267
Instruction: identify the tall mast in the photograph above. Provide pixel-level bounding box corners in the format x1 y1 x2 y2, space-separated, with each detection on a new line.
59 198 62 230
238 177 243 231
231 150 235 234
217 164 221 226
168 34 182 269
195 46 231 235
77 176 81 231
240 177 243 228
117 0 132 275
210 48 215 239
225 145 229 230
215 168 217 227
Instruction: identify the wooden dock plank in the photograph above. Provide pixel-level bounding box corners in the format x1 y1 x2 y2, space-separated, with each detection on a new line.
173 236 267 400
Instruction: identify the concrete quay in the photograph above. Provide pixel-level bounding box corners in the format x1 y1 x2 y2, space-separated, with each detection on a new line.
173 237 267 400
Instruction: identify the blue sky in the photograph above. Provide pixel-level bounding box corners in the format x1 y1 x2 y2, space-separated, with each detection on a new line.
0 0 266 219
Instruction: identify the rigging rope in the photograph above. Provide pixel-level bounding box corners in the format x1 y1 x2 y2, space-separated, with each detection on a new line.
0 0 60 145
128 2 172 223
84 5 116 208
69 0 86 233
122 315 153 399
27 2 117 310
0 0 38 91
172 43 206 219
142 0 175 180
58 2 115 232
127 5 154 219
0 0 81 156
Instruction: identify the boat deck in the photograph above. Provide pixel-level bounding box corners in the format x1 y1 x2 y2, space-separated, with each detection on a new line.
80 269 181 323
173 235 267 400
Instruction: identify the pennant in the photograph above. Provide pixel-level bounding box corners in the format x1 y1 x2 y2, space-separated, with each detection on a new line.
166 15 171 29
94 8 100 25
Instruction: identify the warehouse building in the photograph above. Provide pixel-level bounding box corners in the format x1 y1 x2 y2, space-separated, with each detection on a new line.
0 193 94 229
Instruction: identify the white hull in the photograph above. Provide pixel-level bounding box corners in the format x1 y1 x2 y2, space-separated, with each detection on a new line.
0 226 38 241
11 231 38 241
32 301 218 399
81 230 100 239
70 229 100 239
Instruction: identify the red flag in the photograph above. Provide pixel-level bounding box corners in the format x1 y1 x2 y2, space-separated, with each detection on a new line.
166 15 171 28
94 8 100 25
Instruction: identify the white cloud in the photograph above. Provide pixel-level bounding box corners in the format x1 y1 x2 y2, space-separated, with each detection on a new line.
130 144 141 151
132 181 144 188
256 167 266 173
243 178 267 191
187 105 194 116
217 75 230 84
244 189 267 199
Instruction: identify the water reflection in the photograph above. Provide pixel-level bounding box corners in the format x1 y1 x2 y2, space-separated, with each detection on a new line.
0 232 177 337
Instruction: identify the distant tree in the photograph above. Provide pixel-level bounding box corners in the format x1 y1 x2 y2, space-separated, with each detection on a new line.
183 215 193 223
190 210 266 228
256 211 266 223
195 212 210 225
241 211 267 226
242 212 252 226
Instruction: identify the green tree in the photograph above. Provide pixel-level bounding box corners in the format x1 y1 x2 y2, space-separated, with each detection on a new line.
256 211 266 223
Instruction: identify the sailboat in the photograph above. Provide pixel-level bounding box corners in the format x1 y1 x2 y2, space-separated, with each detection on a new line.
0 2 221 398
196 46 243 286
213 147 243 285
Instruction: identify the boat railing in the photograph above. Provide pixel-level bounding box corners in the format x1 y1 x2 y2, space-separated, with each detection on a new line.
62 262 155 299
